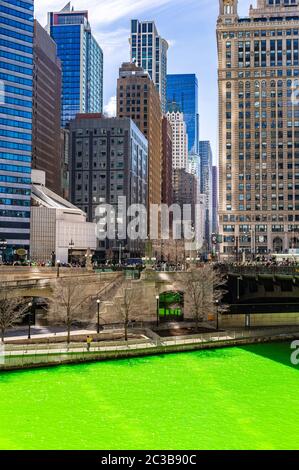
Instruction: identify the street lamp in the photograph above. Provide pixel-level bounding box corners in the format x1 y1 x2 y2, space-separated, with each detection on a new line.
215 300 219 330
156 295 160 327
96 299 101 334
56 260 61 278
28 301 32 339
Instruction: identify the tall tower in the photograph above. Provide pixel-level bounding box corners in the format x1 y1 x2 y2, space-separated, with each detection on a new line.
47 3 103 127
129 20 168 113
0 0 34 260
217 0 299 259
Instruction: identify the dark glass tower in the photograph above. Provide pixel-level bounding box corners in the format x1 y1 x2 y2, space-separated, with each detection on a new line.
47 2 103 127
0 0 34 260
166 74 199 153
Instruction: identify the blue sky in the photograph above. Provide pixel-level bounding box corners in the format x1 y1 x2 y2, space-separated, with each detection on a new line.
36 0 252 162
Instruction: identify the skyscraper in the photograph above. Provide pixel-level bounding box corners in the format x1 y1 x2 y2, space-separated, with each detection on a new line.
69 114 148 259
47 3 103 127
0 0 34 260
117 62 162 222
166 103 188 169
212 166 219 234
198 141 213 246
166 74 199 153
33 20 62 195
162 116 173 207
217 0 299 257
129 20 168 112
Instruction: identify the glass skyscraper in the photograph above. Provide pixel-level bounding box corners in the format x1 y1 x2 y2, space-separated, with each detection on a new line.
0 0 34 259
130 20 168 113
166 74 199 153
198 140 213 247
48 3 103 127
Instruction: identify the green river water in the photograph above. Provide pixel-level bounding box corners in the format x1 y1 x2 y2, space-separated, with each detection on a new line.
0 342 298 450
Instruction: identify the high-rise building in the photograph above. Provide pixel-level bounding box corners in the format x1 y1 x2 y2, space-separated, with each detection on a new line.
166 103 188 169
0 0 34 260
117 62 162 221
69 114 148 259
162 116 173 206
217 0 299 257
212 166 219 234
33 20 62 195
166 74 199 153
172 168 197 230
129 20 168 112
47 2 103 127
198 140 213 246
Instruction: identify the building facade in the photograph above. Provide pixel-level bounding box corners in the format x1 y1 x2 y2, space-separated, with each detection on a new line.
166 74 199 153
162 116 173 206
129 20 168 112
172 168 198 232
47 2 103 127
30 170 96 264
69 114 148 259
0 0 34 260
212 165 219 234
198 140 213 247
117 62 162 222
217 0 299 257
166 103 188 169
33 20 62 195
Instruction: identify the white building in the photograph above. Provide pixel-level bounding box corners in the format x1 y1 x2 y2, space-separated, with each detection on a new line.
166 104 188 170
30 170 96 263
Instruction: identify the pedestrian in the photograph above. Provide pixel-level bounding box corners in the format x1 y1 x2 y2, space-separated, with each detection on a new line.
86 335 93 351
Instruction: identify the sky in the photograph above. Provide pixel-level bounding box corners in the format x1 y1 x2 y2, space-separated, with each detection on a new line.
35 0 253 163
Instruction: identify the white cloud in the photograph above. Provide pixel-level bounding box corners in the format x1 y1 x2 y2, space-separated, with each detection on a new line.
104 96 117 117
35 0 174 27
167 39 176 48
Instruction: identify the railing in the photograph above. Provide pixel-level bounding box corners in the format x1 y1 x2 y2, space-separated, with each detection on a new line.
1 325 299 370
222 264 299 276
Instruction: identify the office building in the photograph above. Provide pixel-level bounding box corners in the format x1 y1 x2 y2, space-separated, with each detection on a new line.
217 0 299 257
129 20 168 112
166 102 188 169
198 140 213 246
162 116 173 206
33 20 62 195
0 0 34 260
117 62 162 219
166 74 199 153
69 114 148 259
47 2 103 127
212 165 219 234
173 168 198 230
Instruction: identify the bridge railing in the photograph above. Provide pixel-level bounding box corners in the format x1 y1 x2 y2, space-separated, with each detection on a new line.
221 264 299 276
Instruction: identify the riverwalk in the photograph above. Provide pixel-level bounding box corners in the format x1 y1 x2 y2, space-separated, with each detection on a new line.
1 325 299 371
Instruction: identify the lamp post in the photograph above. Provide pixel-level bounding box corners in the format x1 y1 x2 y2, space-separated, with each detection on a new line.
56 260 60 278
156 295 160 327
28 301 32 339
215 299 219 330
96 299 100 334
69 239 74 265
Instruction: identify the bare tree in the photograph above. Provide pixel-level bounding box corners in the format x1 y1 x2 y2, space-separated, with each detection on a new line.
115 281 144 341
0 295 29 342
47 278 93 343
176 265 228 331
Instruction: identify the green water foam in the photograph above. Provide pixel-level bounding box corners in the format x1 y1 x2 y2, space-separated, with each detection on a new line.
0 342 298 450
